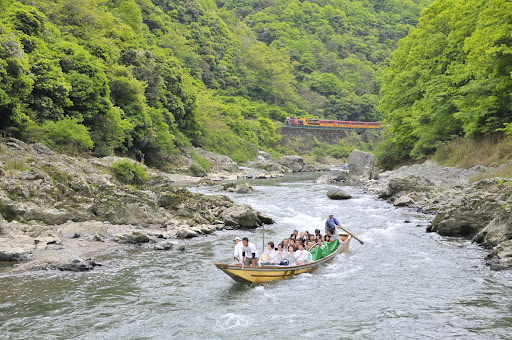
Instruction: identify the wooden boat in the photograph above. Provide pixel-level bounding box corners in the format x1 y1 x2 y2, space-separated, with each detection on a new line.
214 233 351 284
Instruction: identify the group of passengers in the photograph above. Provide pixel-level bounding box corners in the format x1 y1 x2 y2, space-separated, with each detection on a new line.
233 213 343 267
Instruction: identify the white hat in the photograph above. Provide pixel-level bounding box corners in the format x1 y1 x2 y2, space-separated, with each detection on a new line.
233 236 241 241
328 212 334 216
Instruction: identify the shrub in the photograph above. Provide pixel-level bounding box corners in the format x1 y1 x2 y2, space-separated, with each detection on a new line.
42 117 94 154
188 163 207 177
190 150 211 172
111 159 149 185
4 159 28 171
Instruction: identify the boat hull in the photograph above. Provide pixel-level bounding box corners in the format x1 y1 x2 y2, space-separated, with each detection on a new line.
215 235 351 284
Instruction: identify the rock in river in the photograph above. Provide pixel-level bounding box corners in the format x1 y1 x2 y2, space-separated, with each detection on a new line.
221 204 263 228
327 188 352 200
348 150 375 179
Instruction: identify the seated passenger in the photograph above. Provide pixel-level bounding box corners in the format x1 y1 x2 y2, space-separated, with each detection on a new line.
326 228 335 242
299 232 305 240
295 242 309 265
290 233 296 240
294 239 301 250
271 243 285 264
324 234 331 242
283 238 289 250
285 245 297 266
260 241 277 265
289 238 297 250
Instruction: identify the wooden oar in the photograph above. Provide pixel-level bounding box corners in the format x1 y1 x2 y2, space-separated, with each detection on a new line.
338 226 364 245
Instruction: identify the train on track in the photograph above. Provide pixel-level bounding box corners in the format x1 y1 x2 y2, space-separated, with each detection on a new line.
284 117 381 130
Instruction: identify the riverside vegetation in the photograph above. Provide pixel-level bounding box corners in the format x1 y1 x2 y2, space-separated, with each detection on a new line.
0 137 281 272
2 0 512 272
0 0 428 164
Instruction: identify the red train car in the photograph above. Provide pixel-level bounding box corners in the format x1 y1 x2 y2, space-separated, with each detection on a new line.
284 117 381 129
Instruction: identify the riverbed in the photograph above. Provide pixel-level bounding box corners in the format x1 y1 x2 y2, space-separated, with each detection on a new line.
1 174 511 339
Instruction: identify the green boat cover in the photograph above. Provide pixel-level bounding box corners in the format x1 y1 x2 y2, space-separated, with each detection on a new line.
310 239 340 261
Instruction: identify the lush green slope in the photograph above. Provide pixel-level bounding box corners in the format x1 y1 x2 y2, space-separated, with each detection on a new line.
0 0 429 166
222 0 429 121
377 0 512 168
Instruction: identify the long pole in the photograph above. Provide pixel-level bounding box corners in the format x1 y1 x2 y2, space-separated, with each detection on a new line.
262 224 265 252
339 226 364 245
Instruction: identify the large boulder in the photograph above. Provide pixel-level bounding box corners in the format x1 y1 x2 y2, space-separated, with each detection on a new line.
393 195 414 207
176 227 199 239
473 215 512 247
488 240 512 270
327 188 352 200
315 169 350 184
221 204 262 228
348 150 375 179
277 155 305 172
24 208 75 225
222 183 254 194
191 147 239 173
257 213 274 224
0 239 34 261
117 231 150 244
382 175 435 198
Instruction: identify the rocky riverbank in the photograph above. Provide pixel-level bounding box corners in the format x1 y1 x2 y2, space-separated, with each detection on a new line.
0 138 278 273
315 150 512 270
364 160 512 270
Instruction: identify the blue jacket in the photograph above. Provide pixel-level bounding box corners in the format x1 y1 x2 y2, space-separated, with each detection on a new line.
325 217 340 235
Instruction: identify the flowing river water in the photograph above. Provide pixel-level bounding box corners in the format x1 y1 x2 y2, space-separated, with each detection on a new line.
1 173 511 339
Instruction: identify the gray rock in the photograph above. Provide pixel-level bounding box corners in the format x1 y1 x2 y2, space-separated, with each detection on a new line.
257 213 274 225
52 258 102 272
0 240 34 261
327 188 352 200
177 227 199 239
315 174 330 184
31 143 55 155
221 204 261 228
277 155 305 172
316 169 350 184
70 178 90 193
473 215 512 247
190 147 239 173
348 150 375 179
330 169 350 182
24 208 74 225
394 195 414 207
154 240 178 251
383 176 434 198
118 231 150 244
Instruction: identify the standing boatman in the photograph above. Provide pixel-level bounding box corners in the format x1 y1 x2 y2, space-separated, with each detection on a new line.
241 237 259 267
325 213 341 239
233 236 243 264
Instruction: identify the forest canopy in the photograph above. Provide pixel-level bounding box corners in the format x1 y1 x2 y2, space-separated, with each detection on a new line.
377 0 512 168
0 0 429 166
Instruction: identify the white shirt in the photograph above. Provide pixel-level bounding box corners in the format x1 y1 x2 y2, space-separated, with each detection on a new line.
241 242 259 260
233 241 243 263
266 249 277 263
285 251 296 265
295 249 309 264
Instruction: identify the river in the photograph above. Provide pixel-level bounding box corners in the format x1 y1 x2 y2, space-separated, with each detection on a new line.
1 173 511 339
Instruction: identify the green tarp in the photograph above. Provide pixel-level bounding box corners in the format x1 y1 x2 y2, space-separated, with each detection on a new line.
310 239 339 261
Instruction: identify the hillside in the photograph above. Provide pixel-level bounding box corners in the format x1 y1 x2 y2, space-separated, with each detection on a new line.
377 0 512 169
0 0 429 166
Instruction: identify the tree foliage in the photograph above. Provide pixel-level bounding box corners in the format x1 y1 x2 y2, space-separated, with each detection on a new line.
0 0 429 165
379 0 512 167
